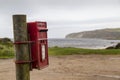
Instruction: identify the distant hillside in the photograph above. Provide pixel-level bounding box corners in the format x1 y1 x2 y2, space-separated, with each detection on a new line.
66 28 120 40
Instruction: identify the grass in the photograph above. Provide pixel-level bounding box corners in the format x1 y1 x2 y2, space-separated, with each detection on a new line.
0 38 15 59
0 44 14 59
1 45 120 58
48 47 120 56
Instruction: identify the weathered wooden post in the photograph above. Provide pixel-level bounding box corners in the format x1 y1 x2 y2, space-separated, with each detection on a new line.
13 15 30 80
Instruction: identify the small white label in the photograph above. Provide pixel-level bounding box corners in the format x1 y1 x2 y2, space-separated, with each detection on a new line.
41 45 45 60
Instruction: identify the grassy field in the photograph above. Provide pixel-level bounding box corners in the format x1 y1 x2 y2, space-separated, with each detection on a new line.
49 47 120 55
1 46 120 58
0 38 14 59
0 45 14 58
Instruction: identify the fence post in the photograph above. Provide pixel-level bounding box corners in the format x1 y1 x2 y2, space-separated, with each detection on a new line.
13 15 30 80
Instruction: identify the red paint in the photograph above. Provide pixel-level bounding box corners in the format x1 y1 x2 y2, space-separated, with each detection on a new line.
27 21 49 70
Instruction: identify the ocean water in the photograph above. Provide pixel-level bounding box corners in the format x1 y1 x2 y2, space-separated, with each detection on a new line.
48 38 120 49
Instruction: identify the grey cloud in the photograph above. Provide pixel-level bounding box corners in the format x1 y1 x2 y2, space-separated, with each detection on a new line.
34 0 120 6
0 0 120 14
0 0 120 38
47 17 120 26
1 0 120 9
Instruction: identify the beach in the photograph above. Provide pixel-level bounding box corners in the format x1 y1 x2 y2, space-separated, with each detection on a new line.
0 55 120 80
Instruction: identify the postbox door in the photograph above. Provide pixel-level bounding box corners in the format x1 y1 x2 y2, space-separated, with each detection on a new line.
38 27 49 69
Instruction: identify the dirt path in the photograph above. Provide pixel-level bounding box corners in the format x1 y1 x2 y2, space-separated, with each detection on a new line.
0 55 120 80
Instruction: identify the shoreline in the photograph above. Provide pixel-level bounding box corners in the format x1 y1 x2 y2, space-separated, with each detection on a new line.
48 38 120 49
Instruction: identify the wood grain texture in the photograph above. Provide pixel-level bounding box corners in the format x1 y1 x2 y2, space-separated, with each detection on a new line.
13 15 30 80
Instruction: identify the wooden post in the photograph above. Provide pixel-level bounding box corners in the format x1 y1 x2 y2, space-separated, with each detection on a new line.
13 15 30 80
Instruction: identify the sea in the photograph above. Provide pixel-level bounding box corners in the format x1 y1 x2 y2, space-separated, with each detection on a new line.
48 38 120 49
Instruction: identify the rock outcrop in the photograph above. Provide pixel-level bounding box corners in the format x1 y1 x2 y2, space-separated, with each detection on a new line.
106 43 120 49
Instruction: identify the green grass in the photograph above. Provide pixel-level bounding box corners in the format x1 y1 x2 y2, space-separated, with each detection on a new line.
0 41 14 59
48 47 120 55
0 38 15 59
1 46 120 59
0 44 14 59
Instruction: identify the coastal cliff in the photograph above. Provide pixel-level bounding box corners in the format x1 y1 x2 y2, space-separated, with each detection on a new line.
66 28 120 40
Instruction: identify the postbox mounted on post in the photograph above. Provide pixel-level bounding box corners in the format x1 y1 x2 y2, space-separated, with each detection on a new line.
27 21 49 70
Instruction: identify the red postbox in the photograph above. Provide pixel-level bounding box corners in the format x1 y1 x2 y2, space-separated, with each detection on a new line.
27 21 49 70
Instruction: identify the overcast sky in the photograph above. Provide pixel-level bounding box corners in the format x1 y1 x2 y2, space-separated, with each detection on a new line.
1 0 120 38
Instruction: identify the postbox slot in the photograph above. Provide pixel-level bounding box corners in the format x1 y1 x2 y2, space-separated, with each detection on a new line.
39 30 47 32
38 29 48 32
